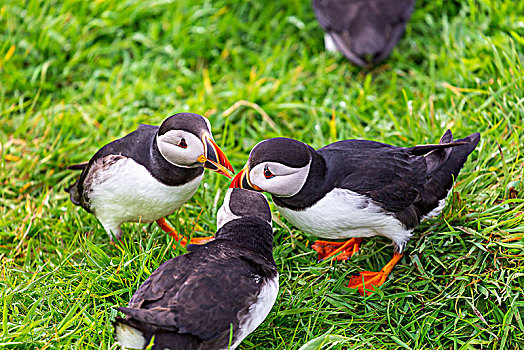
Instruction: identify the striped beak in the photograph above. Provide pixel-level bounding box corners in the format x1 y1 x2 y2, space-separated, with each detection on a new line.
229 167 262 191
199 133 234 179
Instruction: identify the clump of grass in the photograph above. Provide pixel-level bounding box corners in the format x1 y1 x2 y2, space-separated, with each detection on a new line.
1 0 523 349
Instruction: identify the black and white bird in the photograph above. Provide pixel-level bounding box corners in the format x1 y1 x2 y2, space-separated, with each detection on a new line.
231 130 480 294
114 188 278 350
66 113 234 243
312 0 416 66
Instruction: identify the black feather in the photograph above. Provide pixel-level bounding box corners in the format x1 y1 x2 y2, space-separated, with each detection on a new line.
115 217 277 350
312 0 415 66
64 118 206 212
273 131 480 229
67 162 88 170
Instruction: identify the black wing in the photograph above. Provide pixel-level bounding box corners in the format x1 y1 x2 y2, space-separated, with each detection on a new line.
321 139 427 213
120 242 268 343
137 124 158 132
65 125 159 209
321 130 479 228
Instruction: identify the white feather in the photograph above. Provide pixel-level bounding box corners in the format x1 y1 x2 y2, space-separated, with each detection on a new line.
249 161 311 197
216 189 240 230
229 275 279 350
115 322 146 350
324 33 337 52
89 158 203 240
275 188 413 251
157 130 204 167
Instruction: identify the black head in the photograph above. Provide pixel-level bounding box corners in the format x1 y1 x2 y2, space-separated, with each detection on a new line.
215 188 274 260
158 113 212 138
247 138 311 169
156 113 233 177
230 138 313 197
217 188 272 229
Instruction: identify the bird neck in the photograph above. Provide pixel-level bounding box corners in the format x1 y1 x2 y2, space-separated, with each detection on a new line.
272 148 328 210
215 217 275 264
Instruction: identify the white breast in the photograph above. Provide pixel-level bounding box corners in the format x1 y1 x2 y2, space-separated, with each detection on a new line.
88 157 203 239
229 275 279 350
275 188 412 250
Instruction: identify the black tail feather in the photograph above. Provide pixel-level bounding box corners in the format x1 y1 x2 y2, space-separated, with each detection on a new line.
118 307 178 330
65 162 88 206
67 162 88 170
65 181 81 206
409 129 469 157
419 131 480 215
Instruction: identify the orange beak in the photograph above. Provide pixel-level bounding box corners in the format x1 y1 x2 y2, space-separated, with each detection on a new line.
200 134 234 179
230 167 262 191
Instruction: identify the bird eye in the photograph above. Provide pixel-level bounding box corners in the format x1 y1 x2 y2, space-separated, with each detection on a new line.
178 138 187 148
263 165 275 179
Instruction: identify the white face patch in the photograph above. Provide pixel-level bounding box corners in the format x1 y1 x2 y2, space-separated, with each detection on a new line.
249 161 311 197
157 130 204 167
216 189 240 230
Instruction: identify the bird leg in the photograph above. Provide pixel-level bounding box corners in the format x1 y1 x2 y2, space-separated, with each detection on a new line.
156 218 214 247
182 236 214 245
347 252 403 296
156 217 184 242
311 238 363 262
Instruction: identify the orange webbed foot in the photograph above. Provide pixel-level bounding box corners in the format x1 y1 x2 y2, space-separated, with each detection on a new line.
347 253 403 296
311 238 363 262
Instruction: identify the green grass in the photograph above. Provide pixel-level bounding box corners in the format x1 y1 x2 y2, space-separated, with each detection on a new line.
1 0 523 349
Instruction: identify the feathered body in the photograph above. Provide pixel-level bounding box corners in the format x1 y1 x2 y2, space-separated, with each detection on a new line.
312 0 416 66
66 113 233 240
114 189 278 350
234 130 480 253
66 125 203 239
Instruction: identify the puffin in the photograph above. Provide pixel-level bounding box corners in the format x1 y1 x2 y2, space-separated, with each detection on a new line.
312 0 415 66
114 188 278 350
230 130 480 295
66 113 234 244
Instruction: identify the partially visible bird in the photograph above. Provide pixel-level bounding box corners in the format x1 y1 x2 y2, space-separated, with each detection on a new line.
114 188 278 350
66 113 234 244
312 0 415 66
231 130 480 295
